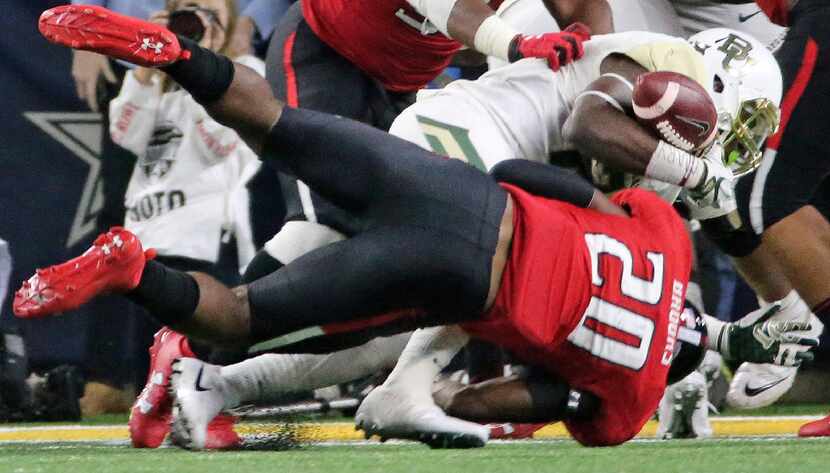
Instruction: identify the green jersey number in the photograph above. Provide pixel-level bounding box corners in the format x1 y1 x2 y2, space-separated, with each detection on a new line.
416 115 487 172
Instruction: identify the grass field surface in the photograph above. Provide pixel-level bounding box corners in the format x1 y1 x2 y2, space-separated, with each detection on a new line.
2 439 829 473
1 406 828 473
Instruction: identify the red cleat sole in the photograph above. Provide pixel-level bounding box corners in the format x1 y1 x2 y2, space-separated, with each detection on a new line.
39 5 187 67
13 227 150 319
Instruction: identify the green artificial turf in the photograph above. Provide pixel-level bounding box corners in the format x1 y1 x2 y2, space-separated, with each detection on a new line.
2 438 829 473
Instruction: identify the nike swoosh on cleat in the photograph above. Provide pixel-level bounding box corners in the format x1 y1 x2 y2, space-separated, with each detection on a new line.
738 10 762 22
744 377 789 397
194 367 211 392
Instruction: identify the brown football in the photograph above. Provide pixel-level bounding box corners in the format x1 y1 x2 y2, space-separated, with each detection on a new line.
632 71 718 152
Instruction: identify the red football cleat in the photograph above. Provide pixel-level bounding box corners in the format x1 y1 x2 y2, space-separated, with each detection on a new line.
488 422 547 440
131 328 241 449
38 5 188 67
14 227 153 319
130 327 184 448
798 414 830 437
205 415 242 450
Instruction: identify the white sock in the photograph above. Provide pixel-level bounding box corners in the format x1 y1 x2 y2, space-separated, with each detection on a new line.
219 333 410 409
383 326 470 402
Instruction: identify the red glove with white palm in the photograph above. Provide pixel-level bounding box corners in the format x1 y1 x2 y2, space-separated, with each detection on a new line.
508 23 591 71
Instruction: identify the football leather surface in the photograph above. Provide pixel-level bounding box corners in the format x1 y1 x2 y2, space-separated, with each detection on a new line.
632 71 718 152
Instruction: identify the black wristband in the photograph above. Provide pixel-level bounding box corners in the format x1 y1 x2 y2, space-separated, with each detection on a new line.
161 36 235 104
507 34 523 62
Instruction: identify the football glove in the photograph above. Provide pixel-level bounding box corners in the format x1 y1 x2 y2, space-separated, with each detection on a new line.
683 144 736 221
716 305 819 367
508 23 591 71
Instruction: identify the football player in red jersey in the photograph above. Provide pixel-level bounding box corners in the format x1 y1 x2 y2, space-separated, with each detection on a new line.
256 0 611 315
162 0 608 447
25 9 818 448
134 0 605 448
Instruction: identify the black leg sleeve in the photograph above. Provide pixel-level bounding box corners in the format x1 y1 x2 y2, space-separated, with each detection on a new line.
246 228 486 350
262 107 445 211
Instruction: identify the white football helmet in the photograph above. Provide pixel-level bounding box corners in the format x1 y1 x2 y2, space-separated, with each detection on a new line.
688 28 783 177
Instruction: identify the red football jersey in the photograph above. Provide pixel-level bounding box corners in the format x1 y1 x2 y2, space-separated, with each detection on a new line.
302 0 503 92
464 186 692 446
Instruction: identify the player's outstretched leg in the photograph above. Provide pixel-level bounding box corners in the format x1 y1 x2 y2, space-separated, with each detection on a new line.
170 335 409 450
14 227 250 349
39 6 185 67
40 5 280 152
14 227 152 318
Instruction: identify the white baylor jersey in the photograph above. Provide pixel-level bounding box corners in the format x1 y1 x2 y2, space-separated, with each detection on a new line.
392 32 705 203
109 56 263 264
398 31 704 159
489 0 685 69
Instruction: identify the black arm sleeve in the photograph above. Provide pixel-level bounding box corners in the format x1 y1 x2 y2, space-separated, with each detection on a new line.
490 159 595 207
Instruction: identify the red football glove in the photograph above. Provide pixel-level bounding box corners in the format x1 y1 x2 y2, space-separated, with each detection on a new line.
508 23 591 71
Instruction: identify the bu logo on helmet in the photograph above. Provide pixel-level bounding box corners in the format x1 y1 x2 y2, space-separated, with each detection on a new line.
692 33 754 71
716 34 754 70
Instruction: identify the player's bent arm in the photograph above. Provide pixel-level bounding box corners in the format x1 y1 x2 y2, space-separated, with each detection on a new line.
562 76 658 176
409 0 591 65
542 0 613 34
433 370 599 423
490 159 627 216
564 67 710 191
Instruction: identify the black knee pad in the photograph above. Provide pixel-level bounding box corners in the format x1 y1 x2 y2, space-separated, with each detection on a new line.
700 214 762 258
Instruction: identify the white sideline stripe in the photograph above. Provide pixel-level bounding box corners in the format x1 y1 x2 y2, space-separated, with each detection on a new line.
0 416 821 434
0 437 823 447
633 81 680 120
0 425 126 433
714 415 823 421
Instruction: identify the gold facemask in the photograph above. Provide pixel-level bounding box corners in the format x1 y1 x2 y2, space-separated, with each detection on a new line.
720 98 780 177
